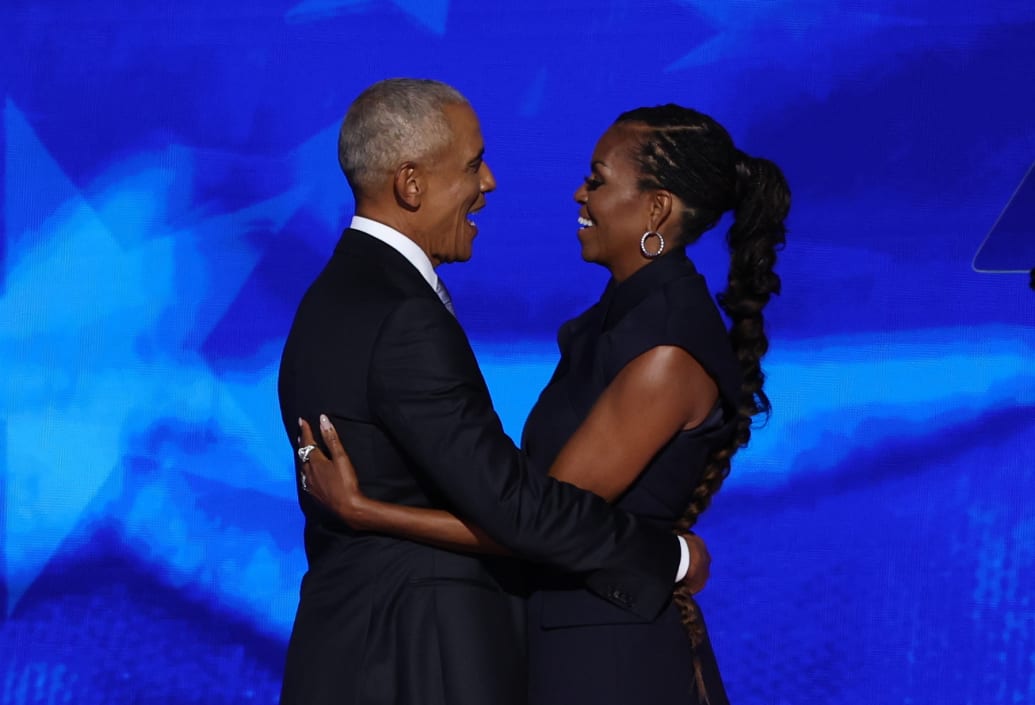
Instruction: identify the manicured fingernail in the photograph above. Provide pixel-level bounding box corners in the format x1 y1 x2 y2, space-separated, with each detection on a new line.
297 417 303 427
320 414 331 430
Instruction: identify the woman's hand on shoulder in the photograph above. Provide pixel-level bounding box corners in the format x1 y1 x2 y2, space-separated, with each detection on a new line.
296 415 370 529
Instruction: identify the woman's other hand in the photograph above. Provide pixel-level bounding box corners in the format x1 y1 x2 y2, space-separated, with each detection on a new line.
681 532 711 594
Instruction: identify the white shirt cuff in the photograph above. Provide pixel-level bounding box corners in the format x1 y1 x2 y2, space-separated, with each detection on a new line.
675 535 690 582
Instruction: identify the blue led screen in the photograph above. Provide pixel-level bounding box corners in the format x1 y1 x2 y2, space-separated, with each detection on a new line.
2 2 1034 703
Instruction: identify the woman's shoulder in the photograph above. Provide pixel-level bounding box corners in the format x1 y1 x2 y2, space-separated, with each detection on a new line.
603 272 740 398
608 271 725 348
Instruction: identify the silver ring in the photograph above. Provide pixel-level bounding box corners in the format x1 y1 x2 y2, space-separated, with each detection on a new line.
300 471 310 493
297 444 318 464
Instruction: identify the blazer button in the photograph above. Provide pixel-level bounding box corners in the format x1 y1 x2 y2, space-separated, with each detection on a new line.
610 588 630 605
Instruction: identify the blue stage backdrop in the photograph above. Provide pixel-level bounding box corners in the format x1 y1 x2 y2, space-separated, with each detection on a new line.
3 2 1034 703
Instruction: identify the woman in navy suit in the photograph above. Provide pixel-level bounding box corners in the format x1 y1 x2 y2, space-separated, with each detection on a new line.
299 104 790 704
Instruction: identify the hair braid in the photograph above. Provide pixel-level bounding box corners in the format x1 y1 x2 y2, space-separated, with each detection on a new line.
616 106 790 702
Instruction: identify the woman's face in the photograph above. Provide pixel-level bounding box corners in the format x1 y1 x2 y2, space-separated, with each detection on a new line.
573 123 658 281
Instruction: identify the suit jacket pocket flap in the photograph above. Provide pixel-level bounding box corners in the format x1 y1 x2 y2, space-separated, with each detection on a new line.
538 589 652 629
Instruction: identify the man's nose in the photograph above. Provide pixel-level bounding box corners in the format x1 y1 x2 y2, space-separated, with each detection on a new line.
480 162 497 192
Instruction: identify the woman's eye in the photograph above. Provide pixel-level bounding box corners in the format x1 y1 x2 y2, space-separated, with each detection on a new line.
584 176 603 190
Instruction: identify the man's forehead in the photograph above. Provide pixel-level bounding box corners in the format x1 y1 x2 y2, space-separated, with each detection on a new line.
443 104 483 152
444 103 480 131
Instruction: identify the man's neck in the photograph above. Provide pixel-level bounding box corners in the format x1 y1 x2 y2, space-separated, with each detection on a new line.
348 214 440 291
354 204 437 267
354 204 401 232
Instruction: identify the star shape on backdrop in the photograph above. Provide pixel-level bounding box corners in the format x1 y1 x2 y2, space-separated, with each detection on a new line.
286 0 450 35
0 98 321 615
668 0 1035 73
666 0 926 72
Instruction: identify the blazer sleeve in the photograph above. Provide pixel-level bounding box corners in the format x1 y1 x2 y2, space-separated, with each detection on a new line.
367 297 679 620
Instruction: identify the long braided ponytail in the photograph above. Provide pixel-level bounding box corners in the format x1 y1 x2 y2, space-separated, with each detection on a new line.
615 105 790 701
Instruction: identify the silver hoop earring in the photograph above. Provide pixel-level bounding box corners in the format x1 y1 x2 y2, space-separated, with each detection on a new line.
640 230 665 259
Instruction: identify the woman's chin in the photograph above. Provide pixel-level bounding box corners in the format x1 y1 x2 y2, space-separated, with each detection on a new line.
579 250 604 266
576 232 594 262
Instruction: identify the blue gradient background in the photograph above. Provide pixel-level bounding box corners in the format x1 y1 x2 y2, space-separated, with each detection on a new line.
2 2 1034 703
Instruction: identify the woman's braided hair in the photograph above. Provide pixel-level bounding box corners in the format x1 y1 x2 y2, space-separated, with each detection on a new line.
615 104 790 700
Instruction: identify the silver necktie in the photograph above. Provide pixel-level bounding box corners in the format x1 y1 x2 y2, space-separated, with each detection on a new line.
434 277 455 316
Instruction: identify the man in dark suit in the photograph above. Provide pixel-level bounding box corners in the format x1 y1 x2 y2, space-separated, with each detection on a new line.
278 79 693 705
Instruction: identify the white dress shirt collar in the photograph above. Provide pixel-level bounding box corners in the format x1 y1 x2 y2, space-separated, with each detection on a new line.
350 215 438 291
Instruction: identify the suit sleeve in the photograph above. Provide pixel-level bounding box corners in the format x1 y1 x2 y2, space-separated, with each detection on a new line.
368 297 679 620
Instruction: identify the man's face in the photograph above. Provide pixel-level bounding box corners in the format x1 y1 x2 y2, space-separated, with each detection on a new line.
417 103 496 265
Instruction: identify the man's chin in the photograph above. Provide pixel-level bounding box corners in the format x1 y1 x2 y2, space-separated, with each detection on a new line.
438 250 473 265
452 231 476 262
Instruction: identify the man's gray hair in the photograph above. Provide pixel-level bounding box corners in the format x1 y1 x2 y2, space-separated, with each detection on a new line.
338 78 469 196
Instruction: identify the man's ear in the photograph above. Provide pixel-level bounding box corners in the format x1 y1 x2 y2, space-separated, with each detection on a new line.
393 162 422 211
